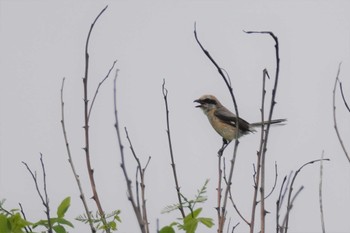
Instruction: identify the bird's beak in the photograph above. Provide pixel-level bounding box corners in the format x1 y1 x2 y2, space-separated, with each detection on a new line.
193 99 202 108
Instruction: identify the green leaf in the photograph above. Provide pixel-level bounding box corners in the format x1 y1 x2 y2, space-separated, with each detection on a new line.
159 226 175 233
0 214 10 233
198 217 214 228
9 213 31 233
51 217 74 228
57 197 71 218
33 219 48 228
53 224 66 233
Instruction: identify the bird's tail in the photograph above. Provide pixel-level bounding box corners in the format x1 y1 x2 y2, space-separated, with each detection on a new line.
249 118 287 128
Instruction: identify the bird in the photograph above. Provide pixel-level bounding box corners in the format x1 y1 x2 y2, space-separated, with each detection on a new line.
194 94 286 152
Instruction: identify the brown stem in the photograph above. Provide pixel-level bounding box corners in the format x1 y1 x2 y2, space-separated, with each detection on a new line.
82 5 109 231
60 78 95 232
162 79 186 219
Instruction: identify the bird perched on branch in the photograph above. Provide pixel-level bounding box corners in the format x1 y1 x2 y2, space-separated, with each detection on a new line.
194 94 286 152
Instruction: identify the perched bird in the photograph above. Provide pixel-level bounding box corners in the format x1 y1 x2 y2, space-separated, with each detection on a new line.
194 94 286 148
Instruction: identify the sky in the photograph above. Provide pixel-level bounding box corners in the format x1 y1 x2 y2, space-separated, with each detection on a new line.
1 1 350 233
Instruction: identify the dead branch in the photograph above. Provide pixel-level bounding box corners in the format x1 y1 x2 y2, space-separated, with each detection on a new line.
88 60 118 120
332 63 350 163
113 70 148 233
339 81 350 113
22 154 53 233
244 31 281 233
82 6 110 231
319 151 326 233
281 158 330 233
162 79 186 219
194 23 241 233
60 78 95 232
125 127 151 233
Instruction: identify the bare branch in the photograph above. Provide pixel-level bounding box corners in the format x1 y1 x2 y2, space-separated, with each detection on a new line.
60 77 95 232
82 6 110 231
113 70 147 233
244 31 281 233
162 79 186 219
332 63 350 163
125 127 150 232
319 151 326 233
282 158 330 233
194 23 241 233
339 81 350 113
22 154 53 233
223 158 250 226
88 60 118 120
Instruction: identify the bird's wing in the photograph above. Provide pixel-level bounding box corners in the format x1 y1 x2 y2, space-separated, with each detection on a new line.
214 106 251 132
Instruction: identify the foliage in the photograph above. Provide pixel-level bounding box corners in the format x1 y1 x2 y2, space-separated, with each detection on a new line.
160 179 214 233
0 199 32 233
0 197 74 233
76 210 121 232
33 196 74 233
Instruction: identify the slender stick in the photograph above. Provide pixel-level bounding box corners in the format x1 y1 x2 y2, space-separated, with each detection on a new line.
113 70 147 233
125 127 151 233
245 31 282 233
82 6 109 231
332 63 350 164
162 79 186 219
282 159 330 233
60 78 95 232
339 81 350 113
22 154 53 233
319 151 326 233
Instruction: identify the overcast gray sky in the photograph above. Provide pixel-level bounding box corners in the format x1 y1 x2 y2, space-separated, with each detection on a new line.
1 1 350 233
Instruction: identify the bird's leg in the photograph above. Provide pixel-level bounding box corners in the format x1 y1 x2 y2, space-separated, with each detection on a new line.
218 138 229 156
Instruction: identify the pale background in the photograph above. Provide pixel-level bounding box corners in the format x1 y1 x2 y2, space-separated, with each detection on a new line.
1 1 350 233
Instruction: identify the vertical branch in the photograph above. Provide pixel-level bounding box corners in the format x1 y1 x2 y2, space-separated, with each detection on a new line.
113 70 147 233
216 154 223 227
162 79 186 219
332 63 350 164
125 127 151 233
194 24 241 233
60 78 95 232
250 69 269 233
22 154 53 233
319 151 326 233
244 31 282 233
82 6 109 231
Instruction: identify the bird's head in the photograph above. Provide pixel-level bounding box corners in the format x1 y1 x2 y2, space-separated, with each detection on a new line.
194 95 221 114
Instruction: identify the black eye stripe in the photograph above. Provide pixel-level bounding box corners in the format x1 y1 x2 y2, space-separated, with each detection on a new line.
203 98 217 104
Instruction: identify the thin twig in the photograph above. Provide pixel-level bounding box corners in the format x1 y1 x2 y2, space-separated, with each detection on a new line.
332 63 350 163
162 79 186 219
88 60 118 120
319 151 326 233
113 70 147 233
19 203 31 233
22 154 53 233
82 6 109 231
282 158 330 233
339 81 350 113
223 157 250 226
60 78 95 232
244 31 282 233
257 162 278 203
125 127 150 233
